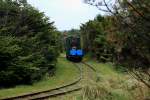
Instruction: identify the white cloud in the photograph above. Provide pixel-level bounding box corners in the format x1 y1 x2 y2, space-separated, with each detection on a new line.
27 0 102 30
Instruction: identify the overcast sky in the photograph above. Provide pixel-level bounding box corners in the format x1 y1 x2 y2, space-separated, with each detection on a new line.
27 0 103 31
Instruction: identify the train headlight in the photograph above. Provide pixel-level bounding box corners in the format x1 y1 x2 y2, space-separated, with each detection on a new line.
76 50 83 56
70 49 76 55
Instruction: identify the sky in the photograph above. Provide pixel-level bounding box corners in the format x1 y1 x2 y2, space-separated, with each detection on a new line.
27 0 103 31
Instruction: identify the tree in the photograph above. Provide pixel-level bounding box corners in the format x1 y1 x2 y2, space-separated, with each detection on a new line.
80 15 114 62
84 0 150 87
0 0 60 87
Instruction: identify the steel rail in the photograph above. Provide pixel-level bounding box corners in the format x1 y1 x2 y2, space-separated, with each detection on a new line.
0 62 97 100
0 62 82 100
81 62 97 72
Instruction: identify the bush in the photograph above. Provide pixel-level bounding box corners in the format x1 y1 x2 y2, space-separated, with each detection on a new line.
0 0 60 87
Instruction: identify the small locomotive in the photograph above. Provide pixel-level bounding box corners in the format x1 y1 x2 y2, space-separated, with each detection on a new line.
65 36 83 62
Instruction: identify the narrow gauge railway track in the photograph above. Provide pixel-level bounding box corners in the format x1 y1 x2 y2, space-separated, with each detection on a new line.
80 62 98 84
0 62 97 100
82 62 96 72
0 63 82 100
50 62 97 100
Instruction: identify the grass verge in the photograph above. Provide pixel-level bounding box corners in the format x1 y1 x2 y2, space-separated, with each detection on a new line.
82 61 150 100
0 57 80 98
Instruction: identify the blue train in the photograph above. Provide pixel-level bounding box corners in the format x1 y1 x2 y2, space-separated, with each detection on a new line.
65 36 83 62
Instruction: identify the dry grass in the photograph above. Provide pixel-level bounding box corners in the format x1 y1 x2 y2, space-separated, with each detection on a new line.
82 81 110 100
81 79 150 100
80 61 150 100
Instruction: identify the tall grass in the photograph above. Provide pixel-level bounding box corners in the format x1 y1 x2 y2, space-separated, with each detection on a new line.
82 81 110 100
80 61 150 100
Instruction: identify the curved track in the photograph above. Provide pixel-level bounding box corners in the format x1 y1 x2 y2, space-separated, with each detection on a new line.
0 61 97 100
50 62 98 100
80 62 97 85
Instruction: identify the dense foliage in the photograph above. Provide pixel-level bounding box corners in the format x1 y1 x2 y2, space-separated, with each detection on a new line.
0 0 60 87
62 29 80 38
80 15 114 62
83 0 150 87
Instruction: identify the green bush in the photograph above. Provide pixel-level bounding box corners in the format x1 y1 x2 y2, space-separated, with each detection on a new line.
0 0 60 87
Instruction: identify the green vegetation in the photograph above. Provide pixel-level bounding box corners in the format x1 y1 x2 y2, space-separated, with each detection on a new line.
79 0 150 98
48 60 149 100
82 0 150 88
0 57 80 98
0 0 60 87
0 0 149 99
50 91 81 100
63 29 80 37
82 61 149 100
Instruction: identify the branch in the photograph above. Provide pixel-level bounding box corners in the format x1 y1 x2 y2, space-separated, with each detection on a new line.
85 0 150 41
86 2 110 12
126 0 150 21
104 0 150 41
103 0 115 15
132 70 150 88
